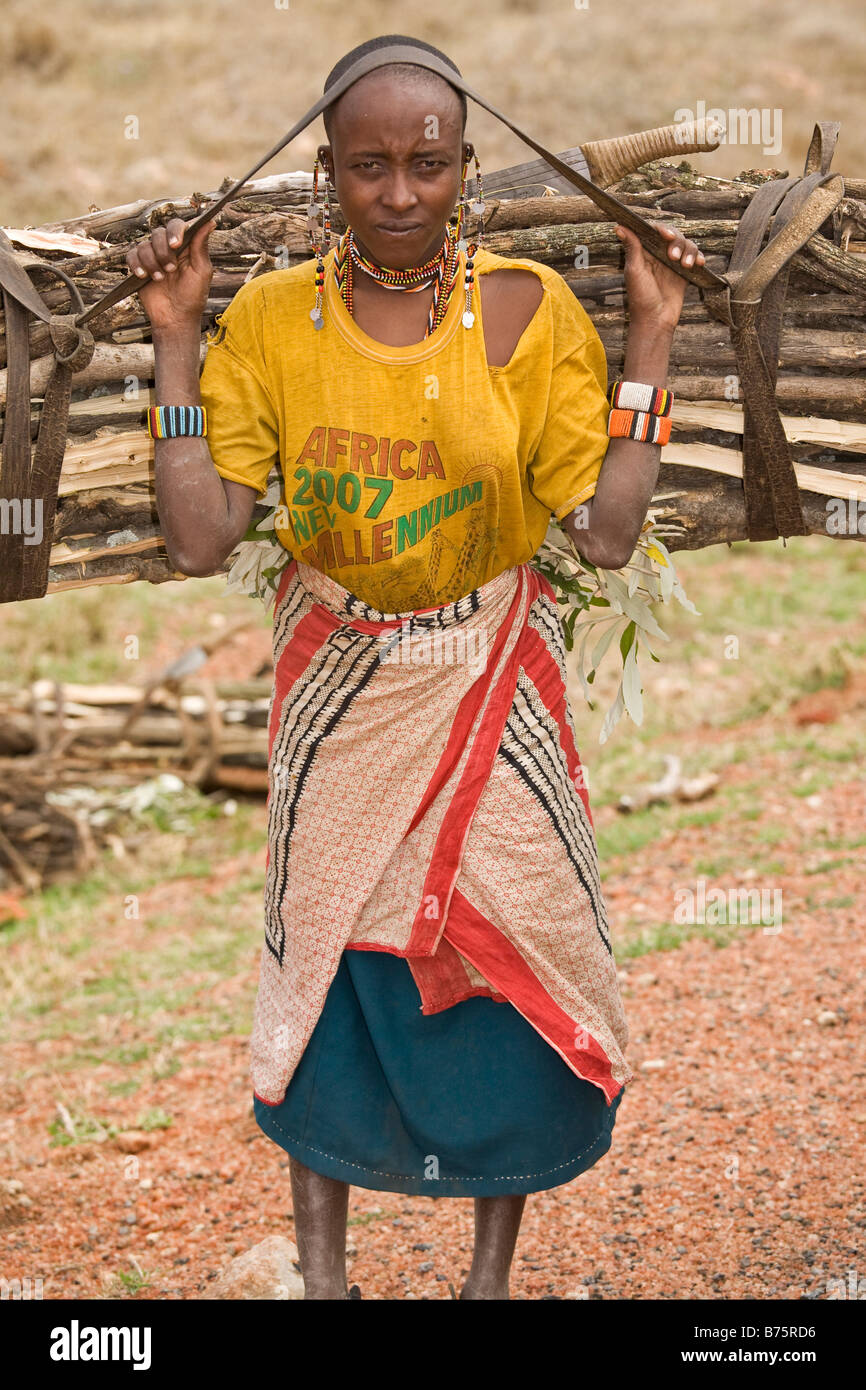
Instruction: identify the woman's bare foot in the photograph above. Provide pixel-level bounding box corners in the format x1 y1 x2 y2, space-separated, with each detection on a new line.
458 1278 510 1299
303 1280 350 1299
458 1194 525 1300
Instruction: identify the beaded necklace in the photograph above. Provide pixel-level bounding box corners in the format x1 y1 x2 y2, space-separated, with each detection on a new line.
332 225 467 338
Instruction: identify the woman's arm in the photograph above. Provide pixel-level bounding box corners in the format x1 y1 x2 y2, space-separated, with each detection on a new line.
561 223 704 571
127 217 259 576
150 321 258 576
562 321 672 571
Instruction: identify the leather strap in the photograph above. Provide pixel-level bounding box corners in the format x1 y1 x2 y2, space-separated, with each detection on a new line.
0 231 95 601
703 122 844 539
0 45 848 600
75 42 726 328
67 54 844 549
742 165 837 537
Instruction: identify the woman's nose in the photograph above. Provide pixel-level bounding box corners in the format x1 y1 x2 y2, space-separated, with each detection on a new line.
382 172 418 213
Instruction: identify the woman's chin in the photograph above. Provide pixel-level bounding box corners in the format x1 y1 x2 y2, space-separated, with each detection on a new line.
362 226 439 266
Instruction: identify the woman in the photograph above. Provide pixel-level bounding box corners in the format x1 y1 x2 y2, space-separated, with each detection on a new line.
130 34 704 1300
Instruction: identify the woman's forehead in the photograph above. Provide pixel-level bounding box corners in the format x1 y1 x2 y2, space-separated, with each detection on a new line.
328 67 464 135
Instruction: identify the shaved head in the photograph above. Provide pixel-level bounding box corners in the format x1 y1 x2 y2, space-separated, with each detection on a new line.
322 35 467 145
324 65 465 151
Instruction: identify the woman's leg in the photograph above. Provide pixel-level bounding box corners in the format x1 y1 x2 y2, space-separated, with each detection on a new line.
460 1194 527 1299
289 1156 351 1299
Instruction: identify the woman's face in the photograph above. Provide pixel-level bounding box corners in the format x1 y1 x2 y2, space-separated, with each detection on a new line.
319 69 469 268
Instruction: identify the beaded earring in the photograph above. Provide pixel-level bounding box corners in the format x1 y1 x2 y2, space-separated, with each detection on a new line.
308 156 333 330
455 150 485 329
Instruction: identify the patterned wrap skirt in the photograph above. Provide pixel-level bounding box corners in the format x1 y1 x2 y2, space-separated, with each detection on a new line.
250 558 633 1195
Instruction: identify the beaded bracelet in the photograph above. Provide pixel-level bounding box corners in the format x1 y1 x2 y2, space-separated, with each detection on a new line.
608 380 673 417
607 407 672 446
146 405 208 439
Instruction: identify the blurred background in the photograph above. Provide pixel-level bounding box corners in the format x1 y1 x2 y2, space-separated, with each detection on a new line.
2 0 865 226
0 0 864 1304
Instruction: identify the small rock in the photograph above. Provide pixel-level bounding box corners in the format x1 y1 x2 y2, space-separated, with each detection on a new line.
114 1131 153 1154
641 1059 665 1072
816 1010 838 1027
418 1261 433 1273
206 1235 305 1300
634 973 658 987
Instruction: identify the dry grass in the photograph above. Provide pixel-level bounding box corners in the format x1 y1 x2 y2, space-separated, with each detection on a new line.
1 0 865 228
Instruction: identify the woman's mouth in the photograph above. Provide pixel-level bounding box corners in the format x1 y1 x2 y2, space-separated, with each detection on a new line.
377 223 424 237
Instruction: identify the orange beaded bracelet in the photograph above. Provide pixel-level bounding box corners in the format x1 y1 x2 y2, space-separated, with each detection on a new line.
607 407 672 446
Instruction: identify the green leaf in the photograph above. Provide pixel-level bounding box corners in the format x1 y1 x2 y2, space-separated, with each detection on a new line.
601 572 667 637
672 578 701 614
621 639 644 725
590 617 622 673
619 619 636 661
599 683 625 744
575 617 595 700
561 606 580 651
535 518 699 731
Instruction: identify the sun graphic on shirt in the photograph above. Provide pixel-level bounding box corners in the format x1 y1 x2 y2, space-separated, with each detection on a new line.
459 450 504 490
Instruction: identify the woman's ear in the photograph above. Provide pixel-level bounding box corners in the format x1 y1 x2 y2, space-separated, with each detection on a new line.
317 144 334 181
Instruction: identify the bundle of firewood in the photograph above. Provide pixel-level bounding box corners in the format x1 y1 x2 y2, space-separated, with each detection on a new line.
0 673 271 778
0 666 273 887
2 149 865 594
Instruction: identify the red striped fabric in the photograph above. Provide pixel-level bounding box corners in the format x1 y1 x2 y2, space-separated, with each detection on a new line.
251 558 633 1109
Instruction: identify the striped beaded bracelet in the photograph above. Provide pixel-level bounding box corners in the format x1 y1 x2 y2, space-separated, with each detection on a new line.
608 380 673 417
146 405 208 439
607 406 672 446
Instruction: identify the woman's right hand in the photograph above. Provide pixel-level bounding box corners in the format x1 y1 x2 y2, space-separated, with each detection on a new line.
125 216 214 332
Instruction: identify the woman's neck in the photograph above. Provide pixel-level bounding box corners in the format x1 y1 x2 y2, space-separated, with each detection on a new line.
348 271 441 346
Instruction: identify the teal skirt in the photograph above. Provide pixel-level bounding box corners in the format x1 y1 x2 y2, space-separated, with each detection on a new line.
253 948 623 1196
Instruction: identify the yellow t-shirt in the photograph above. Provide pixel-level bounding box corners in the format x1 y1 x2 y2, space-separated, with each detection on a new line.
198 246 610 611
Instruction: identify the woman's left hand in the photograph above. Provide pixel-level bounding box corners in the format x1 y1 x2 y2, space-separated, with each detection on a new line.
614 223 706 333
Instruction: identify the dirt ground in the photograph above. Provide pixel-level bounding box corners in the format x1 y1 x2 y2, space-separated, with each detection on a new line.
1 682 863 1301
